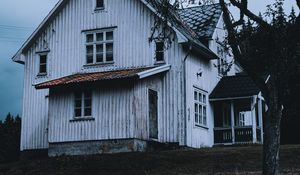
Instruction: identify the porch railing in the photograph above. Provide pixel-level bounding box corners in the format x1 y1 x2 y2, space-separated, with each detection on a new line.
214 127 232 144
214 126 259 144
234 126 252 143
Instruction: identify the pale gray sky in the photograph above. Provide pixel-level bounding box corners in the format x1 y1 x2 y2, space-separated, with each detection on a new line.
0 0 298 120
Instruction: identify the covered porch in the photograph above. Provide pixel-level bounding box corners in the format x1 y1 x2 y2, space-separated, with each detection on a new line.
210 75 265 145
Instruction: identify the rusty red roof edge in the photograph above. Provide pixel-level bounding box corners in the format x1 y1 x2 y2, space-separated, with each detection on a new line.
35 66 156 89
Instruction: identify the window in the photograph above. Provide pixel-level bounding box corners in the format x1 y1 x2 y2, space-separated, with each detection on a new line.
74 91 92 118
39 54 47 75
96 0 104 9
155 41 164 62
85 30 114 64
194 89 207 127
217 46 226 75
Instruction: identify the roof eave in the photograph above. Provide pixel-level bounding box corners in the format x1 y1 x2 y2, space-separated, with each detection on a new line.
11 0 67 61
209 94 259 102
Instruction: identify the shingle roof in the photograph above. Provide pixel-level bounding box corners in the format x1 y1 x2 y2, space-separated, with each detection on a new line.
178 4 222 39
35 67 154 89
210 75 261 100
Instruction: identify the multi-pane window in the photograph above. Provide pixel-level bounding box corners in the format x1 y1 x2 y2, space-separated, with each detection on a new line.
74 91 92 118
85 30 114 64
39 54 47 74
155 41 164 62
96 0 104 9
194 89 207 127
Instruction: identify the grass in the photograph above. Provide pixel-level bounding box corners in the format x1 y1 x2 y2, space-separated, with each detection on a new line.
0 145 299 175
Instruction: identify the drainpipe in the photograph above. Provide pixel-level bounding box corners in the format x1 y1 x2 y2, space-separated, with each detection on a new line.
182 43 192 146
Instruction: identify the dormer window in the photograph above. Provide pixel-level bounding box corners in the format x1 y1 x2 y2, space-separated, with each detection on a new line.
96 0 104 9
85 29 114 65
155 41 164 63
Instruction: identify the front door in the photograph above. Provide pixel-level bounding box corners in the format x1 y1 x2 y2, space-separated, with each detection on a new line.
149 89 158 139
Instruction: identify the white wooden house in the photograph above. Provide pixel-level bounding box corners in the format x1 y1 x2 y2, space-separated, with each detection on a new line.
12 0 265 157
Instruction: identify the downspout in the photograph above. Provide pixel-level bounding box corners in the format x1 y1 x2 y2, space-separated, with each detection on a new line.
182 43 192 146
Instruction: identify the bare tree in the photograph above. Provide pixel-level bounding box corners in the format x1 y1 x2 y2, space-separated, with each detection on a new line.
147 0 300 174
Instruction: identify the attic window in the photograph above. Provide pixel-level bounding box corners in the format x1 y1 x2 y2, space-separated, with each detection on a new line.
155 42 164 63
38 53 48 75
96 0 104 9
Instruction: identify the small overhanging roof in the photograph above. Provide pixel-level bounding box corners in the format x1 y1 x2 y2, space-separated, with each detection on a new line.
35 65 171 89
210 74 261 101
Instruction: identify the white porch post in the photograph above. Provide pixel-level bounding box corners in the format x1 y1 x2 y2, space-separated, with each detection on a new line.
258 98 264 143
252 96 257 144
230 100 235 144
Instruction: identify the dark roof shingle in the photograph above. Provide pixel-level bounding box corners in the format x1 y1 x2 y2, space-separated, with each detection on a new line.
210 75 261 100
178 4 222 39
35 67 154 89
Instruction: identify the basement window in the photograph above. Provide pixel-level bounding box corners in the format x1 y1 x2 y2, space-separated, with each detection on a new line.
194 88 208 127
74 91 92 118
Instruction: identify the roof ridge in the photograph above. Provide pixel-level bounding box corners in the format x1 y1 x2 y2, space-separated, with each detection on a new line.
178 3 221 10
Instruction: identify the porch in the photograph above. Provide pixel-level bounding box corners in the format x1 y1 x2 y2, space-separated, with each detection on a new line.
210 75 265 145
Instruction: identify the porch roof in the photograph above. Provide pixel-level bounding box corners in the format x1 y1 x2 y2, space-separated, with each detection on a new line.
35 65 171 89
210 75 260 101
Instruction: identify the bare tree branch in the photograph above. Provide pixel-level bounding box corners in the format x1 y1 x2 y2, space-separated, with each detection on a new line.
229 0 270 28
297 0 300 9
219 0 269 102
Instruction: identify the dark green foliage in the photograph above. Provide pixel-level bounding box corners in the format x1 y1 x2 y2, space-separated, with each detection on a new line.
0 113 21 163
237 2 300 144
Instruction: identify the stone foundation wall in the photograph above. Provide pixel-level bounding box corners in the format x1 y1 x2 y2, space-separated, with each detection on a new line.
48 139 148 157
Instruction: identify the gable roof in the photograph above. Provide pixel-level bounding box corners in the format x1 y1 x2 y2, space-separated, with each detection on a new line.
12 0 219 64
210 74 261 100
178 4 222 39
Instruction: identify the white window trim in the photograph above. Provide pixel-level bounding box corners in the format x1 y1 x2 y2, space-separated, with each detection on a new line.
95 0 105 11
37 51 49 77
154 41 165 64
73 92 93 119
84 28 115 66
193 87 208 128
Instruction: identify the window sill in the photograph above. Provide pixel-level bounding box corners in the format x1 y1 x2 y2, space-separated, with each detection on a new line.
154 61 166 65
36 73 48 78
70 117 95 122
94 7 105 12
83 62 114 68
195 124 209 130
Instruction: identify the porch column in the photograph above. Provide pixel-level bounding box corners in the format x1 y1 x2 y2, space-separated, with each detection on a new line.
251 96 257 143
258 98 264 143
230 100 235 143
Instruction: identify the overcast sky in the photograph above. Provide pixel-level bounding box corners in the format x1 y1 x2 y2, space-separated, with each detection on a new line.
0 0 298 120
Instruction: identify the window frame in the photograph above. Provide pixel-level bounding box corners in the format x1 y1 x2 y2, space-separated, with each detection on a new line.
155 41 165 63
193 88 208 128
217 45 226 76
95 0 105 10
74 91 93 119
84 29 114 65
37 52 48 76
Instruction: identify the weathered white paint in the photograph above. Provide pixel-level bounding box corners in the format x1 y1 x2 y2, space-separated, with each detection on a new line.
18 0 239 152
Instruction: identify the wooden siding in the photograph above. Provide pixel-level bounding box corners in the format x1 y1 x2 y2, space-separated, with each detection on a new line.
21 0 187 150
48 85 134 143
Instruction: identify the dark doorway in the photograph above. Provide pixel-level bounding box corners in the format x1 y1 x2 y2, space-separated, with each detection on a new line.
149 89 158 139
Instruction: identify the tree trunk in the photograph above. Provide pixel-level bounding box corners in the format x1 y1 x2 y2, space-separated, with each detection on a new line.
263 83 283 175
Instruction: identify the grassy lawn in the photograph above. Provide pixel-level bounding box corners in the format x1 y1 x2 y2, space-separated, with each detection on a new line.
0 145 299 175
